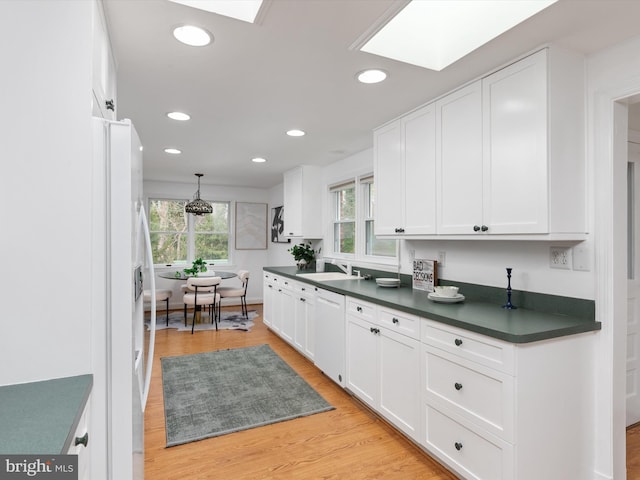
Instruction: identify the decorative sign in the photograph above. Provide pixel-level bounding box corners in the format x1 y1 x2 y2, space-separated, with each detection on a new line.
413 259 437 292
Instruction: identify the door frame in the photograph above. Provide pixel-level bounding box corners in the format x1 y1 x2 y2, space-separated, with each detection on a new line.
592 67 640 480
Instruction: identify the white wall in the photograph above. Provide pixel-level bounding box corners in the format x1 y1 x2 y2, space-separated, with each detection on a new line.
144 180 271 307
0 1 94 386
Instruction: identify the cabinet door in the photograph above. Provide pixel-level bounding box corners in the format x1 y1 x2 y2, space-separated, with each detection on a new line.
374 120 404 235
379 328 421 441
404 104 436 234
346 315 378 408
482 50 548 234
436 81 483 234
283 168 303 237
92 2 116 120
262 276 273 327
279 285 295 343
303 292 316 360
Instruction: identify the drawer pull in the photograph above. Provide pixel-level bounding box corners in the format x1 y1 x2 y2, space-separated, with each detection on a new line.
370 327 380 334
454 382 463 391
357 306 362 312
75 432 89 448
454 442 463 451
392 317 399 324
454 338 463 346
300 297 306 302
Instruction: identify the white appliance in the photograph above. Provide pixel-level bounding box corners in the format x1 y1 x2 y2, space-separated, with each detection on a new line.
92 117 156 480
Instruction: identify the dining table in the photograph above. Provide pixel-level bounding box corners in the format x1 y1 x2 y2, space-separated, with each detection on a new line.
158 270 237 323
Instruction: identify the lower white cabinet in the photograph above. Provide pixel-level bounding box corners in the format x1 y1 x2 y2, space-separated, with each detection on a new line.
421 319 595 480
67 394 91 480
346 298 421 442
293 282 316 360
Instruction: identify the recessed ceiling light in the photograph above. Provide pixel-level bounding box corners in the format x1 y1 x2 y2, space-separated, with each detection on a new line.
286 129 306 137
173 25 212 47
167 111 191 121
251 157 267 163
358 0 557 71
168 0 264 24
164 148 182 154
356 69 388 84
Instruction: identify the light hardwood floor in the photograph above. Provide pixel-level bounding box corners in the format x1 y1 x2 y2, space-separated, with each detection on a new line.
145 304 640 479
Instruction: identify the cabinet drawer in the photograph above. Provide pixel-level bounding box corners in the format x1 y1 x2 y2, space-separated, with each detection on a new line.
378 307 420 340
424 347 514 442
293 281 315 296
421 319 514 374
424 405 512 480
347 298 376 322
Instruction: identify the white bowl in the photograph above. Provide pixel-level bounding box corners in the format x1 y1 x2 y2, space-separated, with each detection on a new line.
434 286 459 297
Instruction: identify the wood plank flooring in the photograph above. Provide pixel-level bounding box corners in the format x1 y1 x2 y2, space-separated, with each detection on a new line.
145 305 640 479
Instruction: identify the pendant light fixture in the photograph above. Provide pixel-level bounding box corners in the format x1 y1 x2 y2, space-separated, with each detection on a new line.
185 173 213 215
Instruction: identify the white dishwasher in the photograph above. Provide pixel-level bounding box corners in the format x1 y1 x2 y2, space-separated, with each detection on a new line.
314 288 346 387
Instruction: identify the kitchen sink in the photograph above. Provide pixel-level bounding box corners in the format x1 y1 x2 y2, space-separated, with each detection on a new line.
295 272 361 281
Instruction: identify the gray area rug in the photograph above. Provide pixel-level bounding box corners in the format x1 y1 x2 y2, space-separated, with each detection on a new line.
146 310 256 332
161 344 334 447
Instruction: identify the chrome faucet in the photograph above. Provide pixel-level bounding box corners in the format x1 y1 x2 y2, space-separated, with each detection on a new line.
331 259 352 275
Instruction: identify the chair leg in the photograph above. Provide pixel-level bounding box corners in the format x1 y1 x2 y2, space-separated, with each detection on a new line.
191 307 197 334
165 298 170 326
184 303 187 326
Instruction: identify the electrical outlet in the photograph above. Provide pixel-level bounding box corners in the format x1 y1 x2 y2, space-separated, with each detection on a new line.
438 251 446 267
550 246 572 270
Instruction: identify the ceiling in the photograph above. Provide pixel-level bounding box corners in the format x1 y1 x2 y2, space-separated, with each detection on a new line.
104 0 640 189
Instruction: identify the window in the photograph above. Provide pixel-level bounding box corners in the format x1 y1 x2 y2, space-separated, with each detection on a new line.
362 178 396 258
330 175 397 262
332 182 356 255
149 198 230 265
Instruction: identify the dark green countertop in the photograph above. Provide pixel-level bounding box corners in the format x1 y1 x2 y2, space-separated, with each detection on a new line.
0 374 93 454
264 266 601 344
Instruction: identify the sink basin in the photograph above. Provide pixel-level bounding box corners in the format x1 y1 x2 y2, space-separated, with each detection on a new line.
296 272 361 281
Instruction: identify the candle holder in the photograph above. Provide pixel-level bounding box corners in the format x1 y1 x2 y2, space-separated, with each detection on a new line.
502 267 517 310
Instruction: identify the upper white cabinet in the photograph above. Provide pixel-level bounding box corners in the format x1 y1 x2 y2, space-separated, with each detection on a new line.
375 103 437 236
376 47 586 240
436 81 484 234
283 165 323 238
92 0 116 120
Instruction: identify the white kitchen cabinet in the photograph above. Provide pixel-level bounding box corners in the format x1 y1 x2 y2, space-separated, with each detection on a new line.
421 319 595 480
68 396 91 480
481 47 585 236
374 103 437 236
278 279 295 343
435 81 484 235
92 0 116 120
293 282 316 360
345 300 421 442
262 272 274 328
283 165 323 238
314 289 346 386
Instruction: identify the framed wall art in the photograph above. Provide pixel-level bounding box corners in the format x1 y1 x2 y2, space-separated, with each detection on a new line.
271 205 289 243
235 202 267 250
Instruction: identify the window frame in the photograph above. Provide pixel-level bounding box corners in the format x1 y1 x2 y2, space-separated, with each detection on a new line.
328 174 397 265
148 197 231 267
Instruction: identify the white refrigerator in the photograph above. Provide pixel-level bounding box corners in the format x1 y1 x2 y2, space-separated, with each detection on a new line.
92 117 157 480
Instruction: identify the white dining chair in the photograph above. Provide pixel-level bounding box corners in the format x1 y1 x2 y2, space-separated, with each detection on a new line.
143 289 173 326
183 276 221 334
217 270 250 318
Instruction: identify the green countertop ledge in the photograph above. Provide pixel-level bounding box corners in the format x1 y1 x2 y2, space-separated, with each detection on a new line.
264 266 601 344
0 374 92 454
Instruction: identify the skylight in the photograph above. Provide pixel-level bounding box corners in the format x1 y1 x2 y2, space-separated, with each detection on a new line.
168 0 264 23
359 0 557 71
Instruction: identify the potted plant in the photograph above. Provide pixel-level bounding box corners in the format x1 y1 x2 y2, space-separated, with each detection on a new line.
183 257 208 276
288 242 316 269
